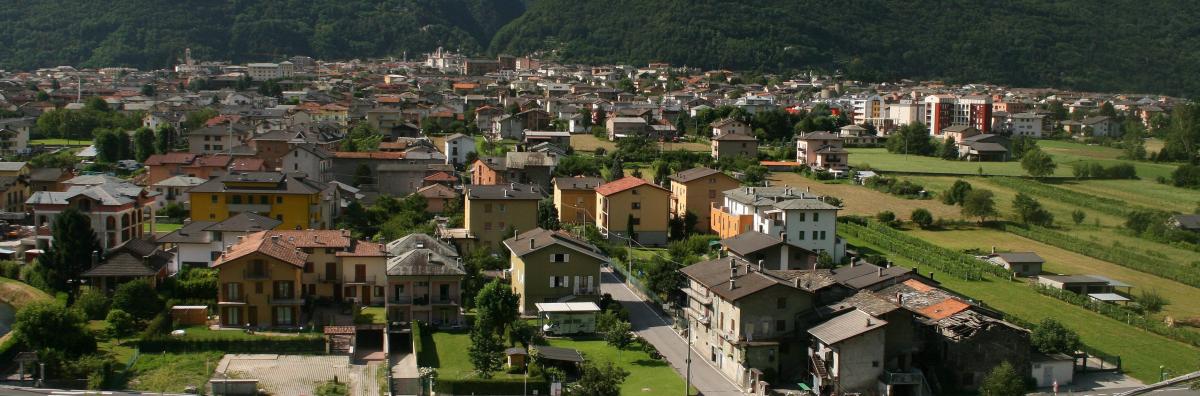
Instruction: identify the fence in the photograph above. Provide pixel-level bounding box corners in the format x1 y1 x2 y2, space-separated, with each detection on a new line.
609 258 667 307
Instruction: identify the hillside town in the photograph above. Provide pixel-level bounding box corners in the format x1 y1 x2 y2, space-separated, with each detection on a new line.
0 48 1195 396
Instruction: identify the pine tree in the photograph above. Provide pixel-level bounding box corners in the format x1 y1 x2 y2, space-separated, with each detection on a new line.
38 208 103 292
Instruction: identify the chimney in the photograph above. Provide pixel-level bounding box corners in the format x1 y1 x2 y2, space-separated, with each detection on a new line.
990 246 996 254
896 292 904 305
729 278 736 290
878 267 885 277
793 277 801 288
513 228 520 240
729 267 737 280
778 231 786 241
271 235 280 242
529 238 535 250
929 271 935 281
866 318 873 327
91 250 100 267
757 260 764 272
729 257 736 269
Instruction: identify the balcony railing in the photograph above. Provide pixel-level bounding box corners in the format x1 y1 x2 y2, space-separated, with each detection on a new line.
221 295 246 304
431 296 457 305
268 295 302 305
344 275 379 285
390 295 414 305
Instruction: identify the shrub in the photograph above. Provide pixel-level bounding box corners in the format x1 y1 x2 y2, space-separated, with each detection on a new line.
73 288 110 320
875 211 897 226
1138 289 1169 313
111 279 163 321
0 260 20 279
1031 318 1081 354
141 312 173 338
910 208 934 229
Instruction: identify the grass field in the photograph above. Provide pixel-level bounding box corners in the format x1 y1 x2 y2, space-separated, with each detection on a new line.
425 330 691 394
144 222 184 234
848 140 1177 179
127 351 225 392
767 172 961 220
840 232 1200 383
0 277 52 309
30 138 92 147
1052 179 1199 214
906 226 1200 321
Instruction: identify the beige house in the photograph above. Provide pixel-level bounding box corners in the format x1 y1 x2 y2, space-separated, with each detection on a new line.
668 168 740 233
213 231 305 328
385 234 466 327
595 176 671 246
795 132 849 171
553 176 602 225
710 118 750 137
504 228 609 315
711 132 758 160
681 256 840 391
465 183 544 252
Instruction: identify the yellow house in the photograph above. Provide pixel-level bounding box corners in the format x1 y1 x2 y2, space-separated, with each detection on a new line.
669 167 740 233
504 228 608 315
552 176 602 226
188 171 331 230
0 162 30 212
465 183 543 252
213 231 305 328
595 176 670 246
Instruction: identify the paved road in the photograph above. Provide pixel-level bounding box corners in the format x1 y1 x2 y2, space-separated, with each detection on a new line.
1061 386 1200 396
600 267 745 396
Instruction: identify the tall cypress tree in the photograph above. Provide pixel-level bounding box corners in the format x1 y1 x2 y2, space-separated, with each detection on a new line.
39 208 103 292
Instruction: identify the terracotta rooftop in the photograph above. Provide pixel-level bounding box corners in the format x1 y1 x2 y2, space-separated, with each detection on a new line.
333 151 407 159
211 231 308 268
264 229 353 249
595 176 665 196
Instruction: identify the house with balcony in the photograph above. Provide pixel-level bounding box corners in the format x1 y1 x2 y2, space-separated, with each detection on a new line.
385 234 465 327
669 167 740 233
795 132 849 172
504 228 609 315
595 176 670 246
336 239 389 306
27 177 157 251
680 256 842 392
213 231 305 328
464 183 543 253
808 308 889 395
711 186 844 262
187 171 335 230
156 212 281 275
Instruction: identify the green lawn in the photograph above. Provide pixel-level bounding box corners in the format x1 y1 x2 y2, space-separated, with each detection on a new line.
30 138 92 147
356 306 387 325
423 330 693 394
547 337 694 395
144 222 184 234
849 148 1072 177
840 232 1200 383
127 351 225 392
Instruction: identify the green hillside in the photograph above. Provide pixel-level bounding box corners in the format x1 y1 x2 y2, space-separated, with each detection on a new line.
2 0 1200 95
0 0 525 70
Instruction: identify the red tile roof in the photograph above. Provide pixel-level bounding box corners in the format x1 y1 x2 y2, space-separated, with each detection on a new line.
211 231 308 268
336 241 387 257
423 172 457 182
265 229 353 248
595 176 664 196
145 152 197 166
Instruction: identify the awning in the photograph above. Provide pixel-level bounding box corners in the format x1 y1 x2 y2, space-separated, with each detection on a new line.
1088 293 1130 302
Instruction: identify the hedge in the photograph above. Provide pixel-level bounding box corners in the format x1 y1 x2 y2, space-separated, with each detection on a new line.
138 337 324 353
434 376 550 395
995 223 1200 289
838 220 1010 280
1031 284 1200 348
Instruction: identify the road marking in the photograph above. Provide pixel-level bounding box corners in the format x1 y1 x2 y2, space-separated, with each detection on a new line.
603 269 745 394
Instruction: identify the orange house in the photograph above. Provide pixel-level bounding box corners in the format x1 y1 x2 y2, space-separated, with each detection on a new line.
711 205 754 239
470 158 504 185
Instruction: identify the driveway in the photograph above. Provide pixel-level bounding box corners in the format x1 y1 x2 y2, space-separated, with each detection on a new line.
600 267 745 396
213 354 381 396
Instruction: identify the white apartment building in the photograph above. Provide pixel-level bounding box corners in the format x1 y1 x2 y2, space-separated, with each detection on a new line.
714 186 845 262
1006 112 1046 138
246 62 295 81
852 95 888 127
887 101 924 130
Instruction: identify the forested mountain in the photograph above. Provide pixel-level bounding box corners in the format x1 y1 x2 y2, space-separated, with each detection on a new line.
491 0 1200 95
0 0 525 70
2 0 1199 95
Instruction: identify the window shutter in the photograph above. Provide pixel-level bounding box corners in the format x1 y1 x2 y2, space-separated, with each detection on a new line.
550 277 556 288
563 254 570 262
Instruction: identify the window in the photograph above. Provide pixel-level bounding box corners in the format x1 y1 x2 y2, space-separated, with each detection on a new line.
225 283 242 301
325 248 334 254
631 202 641 209
708 189 716 199
499 204 506 213
260 196 269 204
274 281 294 299
211 195 219 203
776 320 786 332
276 214 283 222
872 361 880 368
813 212 820 222
776 297 787 309
551 253 570 262
798 212 806 221
631 218 641 225
812 231 819 240
255 281 263 294
820 231 827 240
304 262 313 273
376 286 385 298
498 221 506 229
231 195 242 204
276 196 283 204
550 276 568 288
708 177 715 184
275 306 293 325
798 231 805 240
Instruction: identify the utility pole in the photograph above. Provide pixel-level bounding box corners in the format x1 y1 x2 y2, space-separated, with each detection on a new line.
685 324 692 395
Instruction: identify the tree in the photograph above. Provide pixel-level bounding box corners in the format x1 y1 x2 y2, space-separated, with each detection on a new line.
570 361 629 396
607 156 625 181
651 160 670 186
1071 209 1086 225
604 320 633 351
474 279 519 338
1012 193 1054 227
111 279 163 321
155 125 175 153
352 164 373 187
937 137 959 160
816 251 835 268
942 179 973 205
885 123 935 156
961 189 998 223
1021 148 1057 178
743 164 769 185
979 362 1026 396
94 130 126 163
11 301 95 356
468 327 504 378
538 198 561 230
37 208 102 292
72 288 109 320
1031 318 1081 355
84 97 110 113
140 83 155 97
105 309 137 345
910 208 934 229
875 211 897 226
132 127 156 162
